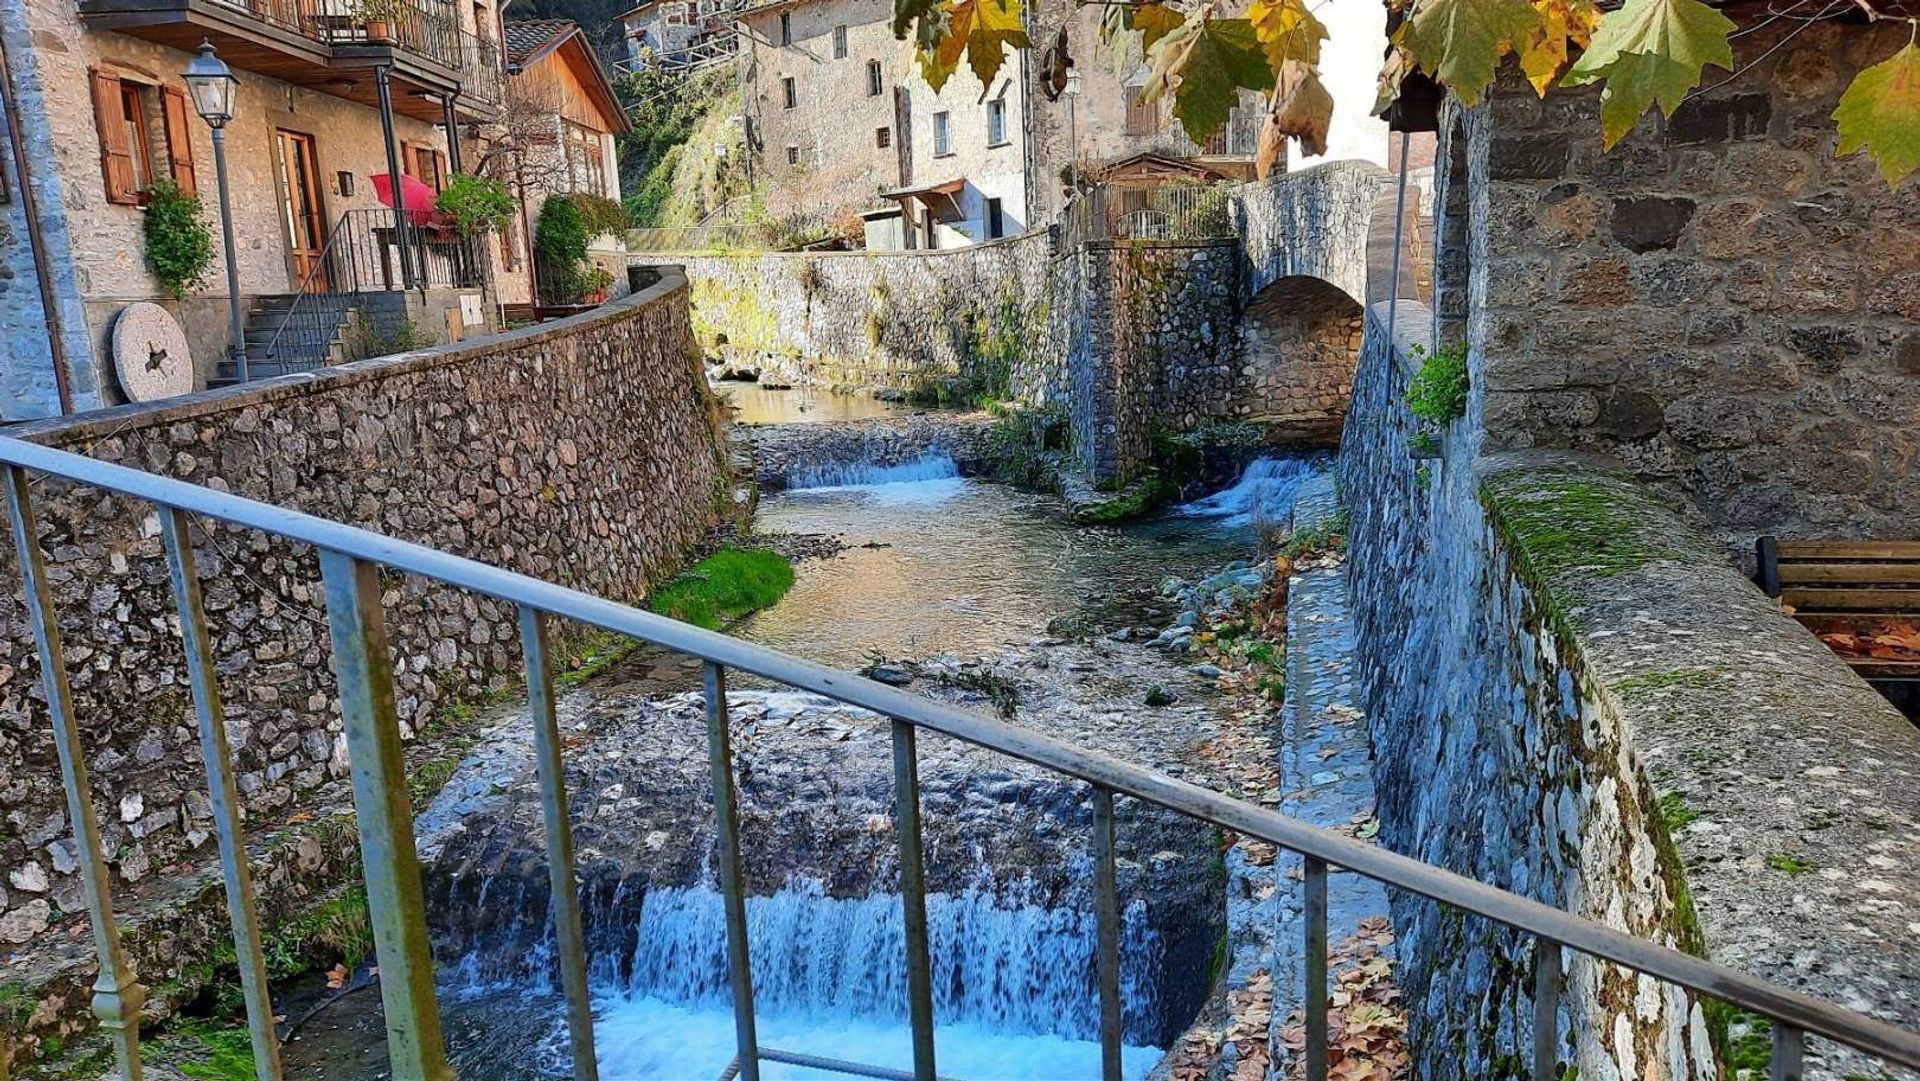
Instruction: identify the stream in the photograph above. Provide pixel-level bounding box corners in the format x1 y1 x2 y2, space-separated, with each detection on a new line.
276 387 1327 1080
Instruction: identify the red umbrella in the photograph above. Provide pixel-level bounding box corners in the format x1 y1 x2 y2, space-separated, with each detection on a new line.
371 173 438 225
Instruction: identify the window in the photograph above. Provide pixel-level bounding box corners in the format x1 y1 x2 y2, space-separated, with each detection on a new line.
876 126 891 149
562 122 607 196
404 142 447 192
782 76 797 109
833 24 847 58
1124 86 1158 135
987 197 1004 239
866 60 882 96
88 69 196 205
986 99 1006 145
779 11 791 44
786 144 800 165
932 111 951 156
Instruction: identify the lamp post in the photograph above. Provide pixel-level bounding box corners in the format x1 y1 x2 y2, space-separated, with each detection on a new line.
183 40 247 382
1064 68 1081 191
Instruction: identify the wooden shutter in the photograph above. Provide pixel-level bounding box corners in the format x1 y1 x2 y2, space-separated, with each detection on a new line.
89 68 139 205
160 86 197 195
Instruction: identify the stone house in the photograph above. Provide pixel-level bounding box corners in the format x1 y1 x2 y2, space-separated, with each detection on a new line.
492 18 631 310
1389 7 1920 543
618 0 747 72
0 0 509 420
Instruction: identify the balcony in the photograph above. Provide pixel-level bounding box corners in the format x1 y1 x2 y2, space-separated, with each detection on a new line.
78 0 504 122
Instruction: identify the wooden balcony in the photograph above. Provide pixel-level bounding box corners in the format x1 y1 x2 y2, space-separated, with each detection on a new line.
78 0 503 122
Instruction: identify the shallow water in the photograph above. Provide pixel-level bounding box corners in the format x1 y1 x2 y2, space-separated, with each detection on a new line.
718 382 920 425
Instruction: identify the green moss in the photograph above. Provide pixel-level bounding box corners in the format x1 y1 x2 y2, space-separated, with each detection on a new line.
1072 475 1178 524
985 403 1072 491
1615 668 1720 698
1764 853 1815 875
143 1018 257 1081
1481 469 1682 606
558 630 644 689
1657 792 1699 833
261 884 372 981
646 548 795 630
1280 510 1349 560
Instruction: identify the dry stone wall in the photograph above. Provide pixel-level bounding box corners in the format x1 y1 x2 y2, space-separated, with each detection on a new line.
1342 301 1920 1080
0 272 724 943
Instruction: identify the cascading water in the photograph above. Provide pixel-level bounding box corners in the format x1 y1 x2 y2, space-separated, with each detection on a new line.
1177 455 1329 527
784 453 968 505
444 882 1169 1080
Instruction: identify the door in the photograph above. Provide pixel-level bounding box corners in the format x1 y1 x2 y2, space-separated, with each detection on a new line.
275 129 328 292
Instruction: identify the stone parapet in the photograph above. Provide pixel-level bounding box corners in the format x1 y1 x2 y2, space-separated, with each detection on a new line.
1342 299 1920 1080
0 273 726 1033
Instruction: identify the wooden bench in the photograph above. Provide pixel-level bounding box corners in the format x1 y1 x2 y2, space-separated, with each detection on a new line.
1757 537 1920 708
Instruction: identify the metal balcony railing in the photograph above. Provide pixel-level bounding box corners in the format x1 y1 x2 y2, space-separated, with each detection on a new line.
1057 184 1235 252
4 423 1919 1081
461 30 504 108
207 0 464 70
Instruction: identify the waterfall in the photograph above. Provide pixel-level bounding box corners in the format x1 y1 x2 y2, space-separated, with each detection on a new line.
452 881 1170 1080
786 453 962 489
1178 455 1326 527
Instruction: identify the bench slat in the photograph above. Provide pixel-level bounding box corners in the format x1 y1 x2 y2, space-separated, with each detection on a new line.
1777 562 1920 585
1775 540 1920 560
1782 587 1920 612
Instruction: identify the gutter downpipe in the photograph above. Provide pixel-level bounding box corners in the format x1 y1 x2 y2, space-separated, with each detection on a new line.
1386 128 1409 333
0 27 74 415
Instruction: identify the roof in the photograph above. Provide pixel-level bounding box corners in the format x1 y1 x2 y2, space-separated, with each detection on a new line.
504 19 633 134
503 18 576 67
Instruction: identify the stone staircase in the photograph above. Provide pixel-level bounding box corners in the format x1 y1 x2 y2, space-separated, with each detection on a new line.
208 293 358 387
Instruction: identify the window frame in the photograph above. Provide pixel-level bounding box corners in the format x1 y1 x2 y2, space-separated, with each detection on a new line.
119 82 156 196
986 196 1004 239
866 59 882 97
782 76 797 110
932 110 951 157
1124 86 1158 136
986 99 1006 146
832 24 847 58
875 126 891 149
779 11 791 44
785 144 800 166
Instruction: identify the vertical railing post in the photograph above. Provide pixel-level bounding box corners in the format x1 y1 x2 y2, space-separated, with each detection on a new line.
891 719 938 1081
1303 856 1328 1081
1092 786 1123 1081
2 465 146 1080
1772 1024 1805 1081
521 608 598 1081
705 662 760 1081
158 507 283 1081
1532 938 1560 1081
316 551 451 1081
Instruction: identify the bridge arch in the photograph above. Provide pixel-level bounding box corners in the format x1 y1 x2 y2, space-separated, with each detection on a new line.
1233 274 1366 427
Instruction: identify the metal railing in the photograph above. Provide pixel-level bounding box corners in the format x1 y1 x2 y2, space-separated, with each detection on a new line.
4 426 1919 1081
1057 184 1235 252
254 208 483 377
460 30 503 108
208 0 465 69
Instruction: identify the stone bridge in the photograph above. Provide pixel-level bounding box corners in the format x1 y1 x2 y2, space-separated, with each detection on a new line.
642 159 1411 482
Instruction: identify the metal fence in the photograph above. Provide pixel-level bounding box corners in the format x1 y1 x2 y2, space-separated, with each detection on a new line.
210 0 465 70
4 427 1919 1081
260 207 485 370
1057 184 1236 252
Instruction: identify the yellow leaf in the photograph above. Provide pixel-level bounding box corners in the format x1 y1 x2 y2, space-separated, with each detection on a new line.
1134 2 1186 53
1517 0 1599 95
1834 35 1920 185
1246 0 1328 69
914 0 1030 92
1402 0 1543 105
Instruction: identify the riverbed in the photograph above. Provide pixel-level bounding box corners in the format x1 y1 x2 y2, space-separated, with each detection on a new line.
276 386 1326 1080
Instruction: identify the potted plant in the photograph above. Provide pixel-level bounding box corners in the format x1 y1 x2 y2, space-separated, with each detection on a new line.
353 0 406 42
434 173 517 237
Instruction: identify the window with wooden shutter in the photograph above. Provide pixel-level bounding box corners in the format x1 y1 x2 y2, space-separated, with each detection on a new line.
90 68 139 205
160 86 197 195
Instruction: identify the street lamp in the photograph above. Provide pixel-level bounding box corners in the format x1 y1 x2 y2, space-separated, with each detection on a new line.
183 40 248 382
1064 68 1081 191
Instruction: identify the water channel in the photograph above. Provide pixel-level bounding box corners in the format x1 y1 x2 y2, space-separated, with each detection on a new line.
278 385 1327 1080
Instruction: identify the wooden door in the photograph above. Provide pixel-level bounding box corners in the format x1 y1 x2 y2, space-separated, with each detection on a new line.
275 129 329 292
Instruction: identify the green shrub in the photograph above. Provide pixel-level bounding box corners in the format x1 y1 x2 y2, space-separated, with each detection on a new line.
347 314 433 358
1407 342 1470 429
565 192 630 237
144 179 214 300
647 548 795 630
535 196 590 266
434 173 517 237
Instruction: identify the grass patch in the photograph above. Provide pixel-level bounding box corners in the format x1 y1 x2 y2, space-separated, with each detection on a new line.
1765 853 1815 875
647 548 795 630
262 884 373 981
1277 509 1349 560
1657 792 1699 833
144 1018 256 1081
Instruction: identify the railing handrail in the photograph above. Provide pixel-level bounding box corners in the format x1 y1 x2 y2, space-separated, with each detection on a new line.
262 209 362 361
2 427 1918 1075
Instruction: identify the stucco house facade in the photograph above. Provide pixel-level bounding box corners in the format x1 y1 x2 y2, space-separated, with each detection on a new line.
0 0 507 421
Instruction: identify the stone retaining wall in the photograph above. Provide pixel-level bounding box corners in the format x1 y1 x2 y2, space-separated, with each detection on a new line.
0 272 725 957
739 412 1000 490
1341 300 1920 1079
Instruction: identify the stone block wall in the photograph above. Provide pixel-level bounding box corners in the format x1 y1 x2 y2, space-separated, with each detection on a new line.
1341 301 1920 1079
0 271 724 944
1465 17 1920 541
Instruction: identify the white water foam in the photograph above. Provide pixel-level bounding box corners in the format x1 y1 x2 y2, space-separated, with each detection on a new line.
785 454 967 505
589 883 1166 1080
1177 456 1325 527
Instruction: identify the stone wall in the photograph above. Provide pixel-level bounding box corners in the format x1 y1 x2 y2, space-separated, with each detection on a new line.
1341 301 1920 1079
0 271 724 949
1465 17 1920 542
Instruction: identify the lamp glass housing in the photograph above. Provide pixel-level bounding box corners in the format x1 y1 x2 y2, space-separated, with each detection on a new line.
184 41 237 125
